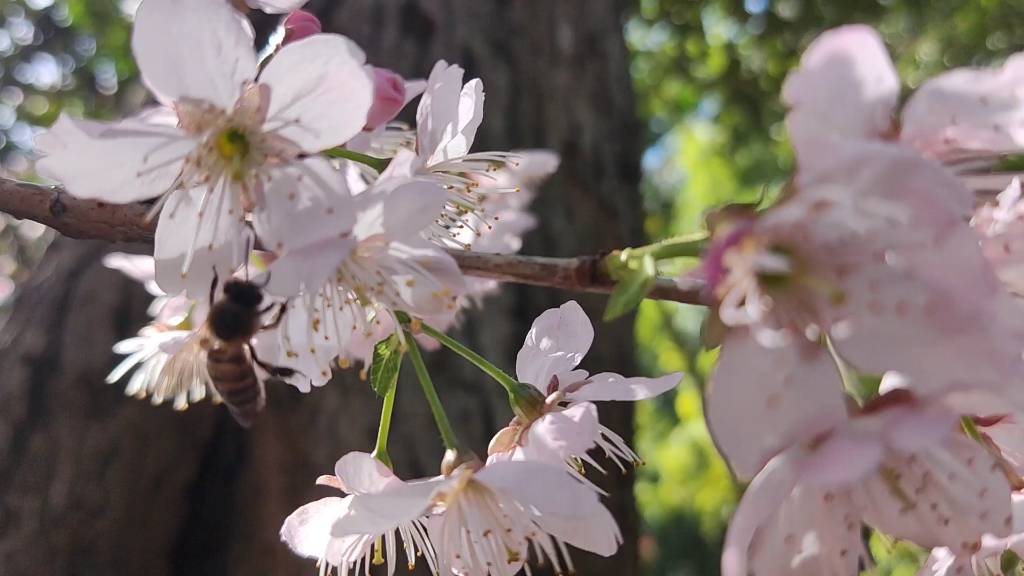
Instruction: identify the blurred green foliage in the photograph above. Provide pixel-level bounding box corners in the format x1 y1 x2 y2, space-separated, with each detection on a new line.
0 0 134 172
627 1 1024 575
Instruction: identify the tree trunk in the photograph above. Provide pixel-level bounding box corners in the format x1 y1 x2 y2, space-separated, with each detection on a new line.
0 1 645 575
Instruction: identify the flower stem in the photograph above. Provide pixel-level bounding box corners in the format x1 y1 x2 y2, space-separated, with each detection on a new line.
370 380 396 470
418 322 520 395
406 337 461 451
322 147 390 173
634 232 708 261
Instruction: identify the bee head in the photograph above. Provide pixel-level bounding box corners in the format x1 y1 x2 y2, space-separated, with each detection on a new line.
222 279 265 310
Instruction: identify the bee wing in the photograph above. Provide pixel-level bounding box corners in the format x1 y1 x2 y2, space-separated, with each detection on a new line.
152 326 219 410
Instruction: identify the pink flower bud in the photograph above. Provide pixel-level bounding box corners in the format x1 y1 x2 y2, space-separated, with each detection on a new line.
282 11 321 45
365 67 408 130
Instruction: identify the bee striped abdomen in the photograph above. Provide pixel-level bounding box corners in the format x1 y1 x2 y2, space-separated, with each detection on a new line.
206 344 262 427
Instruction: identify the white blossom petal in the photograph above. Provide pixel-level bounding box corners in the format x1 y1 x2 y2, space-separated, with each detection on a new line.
253 157 356 254
35 114 194 202
259 34 374 152
474 460 602 519
262 237 355 298
516 301 595 389
153 188 253 299
566 372 681 402
333 452 399 495
329 479 441 538
131 0 256 109
280 496 350 559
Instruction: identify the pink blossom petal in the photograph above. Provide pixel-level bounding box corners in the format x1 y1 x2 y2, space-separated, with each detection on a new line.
883 405 960 454
722 449 803 576
132 0 256 109
797 427 885 488
782 25 899 141
705 332 848 480
259 34 373 152
830 256 1024 399
333 452 399 495
747 487 865 576
365 67 408 130
858 435 1014 552
280 496 350 559
522 402 601 463
565 372 681 402
901 52 1024 159
515 301 594 389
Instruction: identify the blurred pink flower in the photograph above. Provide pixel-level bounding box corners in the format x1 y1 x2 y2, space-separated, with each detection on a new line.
722 393 1013 576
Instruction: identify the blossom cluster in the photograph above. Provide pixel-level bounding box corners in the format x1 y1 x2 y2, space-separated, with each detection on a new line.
693 25 1024 576
32 0 1024 572
34 0 685 574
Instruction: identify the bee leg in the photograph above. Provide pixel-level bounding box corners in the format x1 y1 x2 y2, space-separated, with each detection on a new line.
250 345 303 378
209 268 219 305
259 301 289 332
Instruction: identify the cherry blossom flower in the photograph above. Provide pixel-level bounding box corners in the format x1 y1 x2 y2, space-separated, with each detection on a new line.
782 25 1024 192
280 452 440 576
486 301 681 472
405 61 520 248
329 458 621 576
104 253 214 409
699 136 1024 414
264 150 466 389
418 150 559 344
721 392 1014 576
107 324 216 409
34 0 373 298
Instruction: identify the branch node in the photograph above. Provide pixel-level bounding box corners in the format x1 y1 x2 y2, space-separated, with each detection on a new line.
48 192 67 218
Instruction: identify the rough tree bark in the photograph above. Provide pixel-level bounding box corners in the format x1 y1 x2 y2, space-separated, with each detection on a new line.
0 1 646 575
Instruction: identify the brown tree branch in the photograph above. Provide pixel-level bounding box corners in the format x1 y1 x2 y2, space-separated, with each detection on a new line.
0 177 708 306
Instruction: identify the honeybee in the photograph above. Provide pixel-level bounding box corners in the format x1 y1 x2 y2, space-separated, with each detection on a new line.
155 272 297 427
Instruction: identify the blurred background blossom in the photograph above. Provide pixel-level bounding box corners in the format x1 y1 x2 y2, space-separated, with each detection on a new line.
3 0 1023 574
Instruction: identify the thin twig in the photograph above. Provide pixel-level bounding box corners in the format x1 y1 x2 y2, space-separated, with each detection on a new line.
0 177 708 306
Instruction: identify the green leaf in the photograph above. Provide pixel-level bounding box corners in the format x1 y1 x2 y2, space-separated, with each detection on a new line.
604 254 658 321
370 335 402 397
